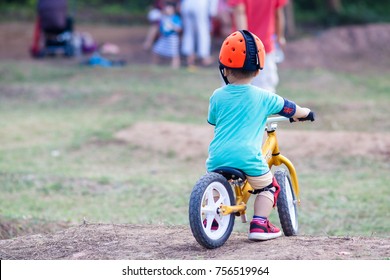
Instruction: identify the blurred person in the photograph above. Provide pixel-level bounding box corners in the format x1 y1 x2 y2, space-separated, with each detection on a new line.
152 1 182 68
228 0 288 92
37 0 72 34
31 0 74 57
180 0 218 67
211 0 232 38
143 0 164 50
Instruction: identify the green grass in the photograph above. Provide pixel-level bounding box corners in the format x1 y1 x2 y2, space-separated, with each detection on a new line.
0 60 389 238
298 158 390 236
278 68 390 132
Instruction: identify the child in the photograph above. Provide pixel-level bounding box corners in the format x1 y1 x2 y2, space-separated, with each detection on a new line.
152 2 182 69
206 30 312 241
143 0 163 51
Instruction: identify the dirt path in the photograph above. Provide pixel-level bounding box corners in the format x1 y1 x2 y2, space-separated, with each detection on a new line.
1 223 389 260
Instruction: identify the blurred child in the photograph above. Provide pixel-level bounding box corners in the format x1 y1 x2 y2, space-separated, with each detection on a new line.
143 0 164 50
152 2 182 68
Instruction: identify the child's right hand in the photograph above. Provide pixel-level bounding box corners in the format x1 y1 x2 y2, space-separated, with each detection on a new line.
290 109 315 122
291 106 309 122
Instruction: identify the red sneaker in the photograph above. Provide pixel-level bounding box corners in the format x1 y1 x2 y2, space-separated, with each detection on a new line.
248 218 282 240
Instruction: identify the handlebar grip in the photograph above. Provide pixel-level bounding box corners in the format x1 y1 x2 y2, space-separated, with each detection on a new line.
289 111 315 123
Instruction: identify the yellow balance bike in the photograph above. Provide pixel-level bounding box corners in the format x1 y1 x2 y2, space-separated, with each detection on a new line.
189 112 315 249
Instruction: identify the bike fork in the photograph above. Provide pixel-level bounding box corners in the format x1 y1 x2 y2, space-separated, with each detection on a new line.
219 180 253 223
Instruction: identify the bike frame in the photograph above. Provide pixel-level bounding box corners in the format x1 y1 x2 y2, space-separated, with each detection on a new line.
220 116 300 219
262 116 300 201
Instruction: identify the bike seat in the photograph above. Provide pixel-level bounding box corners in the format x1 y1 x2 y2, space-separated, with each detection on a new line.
212 167 246 181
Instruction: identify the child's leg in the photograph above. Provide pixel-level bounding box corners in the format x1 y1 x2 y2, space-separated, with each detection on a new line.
171 55 180 69
248 172 275 217
247 172 282 240
254 193 274 217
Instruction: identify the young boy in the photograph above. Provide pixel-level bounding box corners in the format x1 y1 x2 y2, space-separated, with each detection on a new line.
206 30 312 241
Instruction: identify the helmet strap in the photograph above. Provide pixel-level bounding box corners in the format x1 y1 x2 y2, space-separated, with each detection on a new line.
219 65 230 85
239 30 260 71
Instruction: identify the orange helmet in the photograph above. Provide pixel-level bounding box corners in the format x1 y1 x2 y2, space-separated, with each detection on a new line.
219 30 265 84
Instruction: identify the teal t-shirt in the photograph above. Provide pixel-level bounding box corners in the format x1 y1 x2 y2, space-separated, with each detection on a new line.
206 84 284 176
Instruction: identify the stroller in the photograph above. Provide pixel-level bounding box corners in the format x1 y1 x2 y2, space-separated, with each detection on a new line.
31 0 75 57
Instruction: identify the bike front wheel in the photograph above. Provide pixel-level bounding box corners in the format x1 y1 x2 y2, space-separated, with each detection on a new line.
275 169 299 236
189 172 235 249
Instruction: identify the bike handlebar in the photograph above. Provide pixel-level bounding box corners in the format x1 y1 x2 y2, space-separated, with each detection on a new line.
266 111 316 124
289 111 315 123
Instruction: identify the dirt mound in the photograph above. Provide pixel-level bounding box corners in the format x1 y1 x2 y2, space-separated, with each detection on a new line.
0 218 70 240
284 24 390 72
115 122 212 160
1 223 389 260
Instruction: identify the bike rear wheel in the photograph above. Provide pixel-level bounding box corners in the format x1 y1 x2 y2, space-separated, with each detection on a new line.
275 169 299 236
189 172 235 249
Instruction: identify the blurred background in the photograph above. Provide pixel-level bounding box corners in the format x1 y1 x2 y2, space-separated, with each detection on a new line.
1 0 390 26
0 0 389 240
